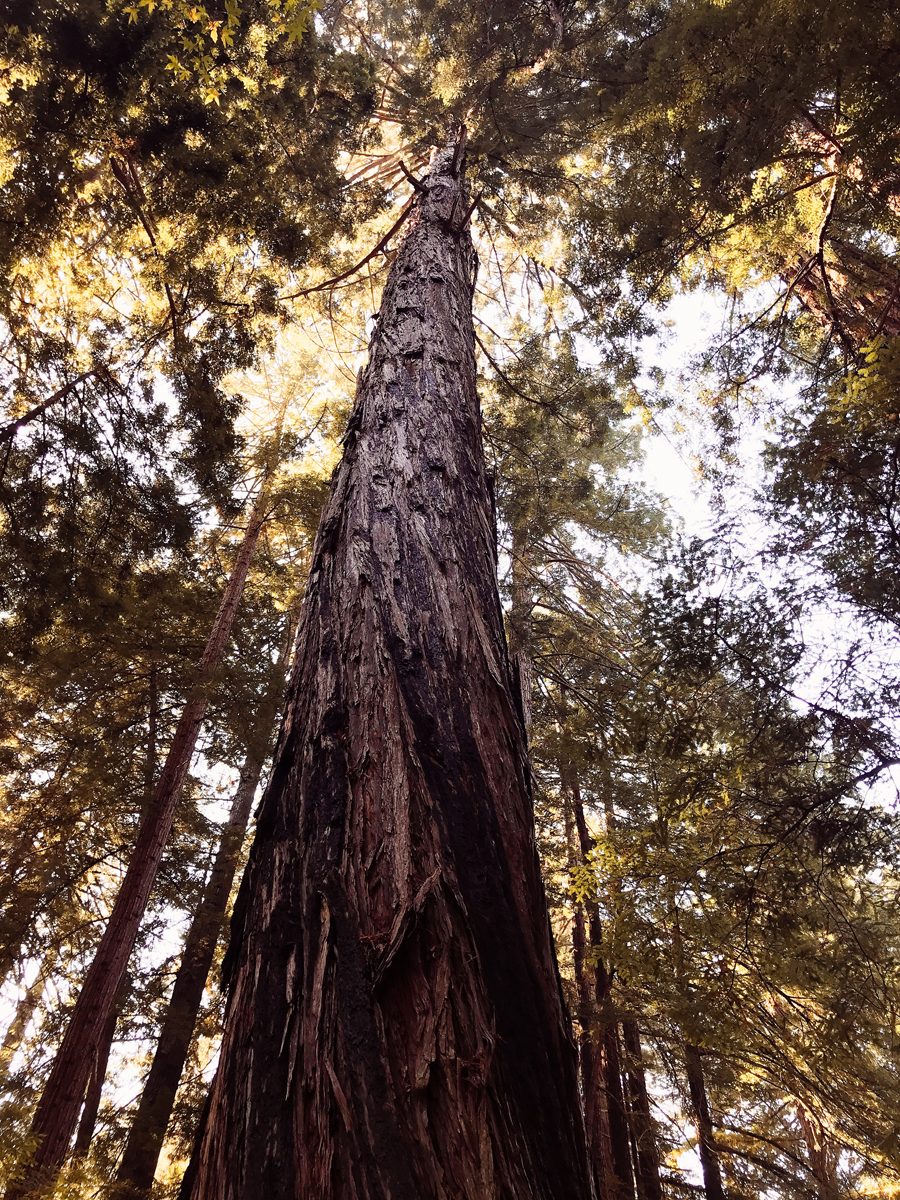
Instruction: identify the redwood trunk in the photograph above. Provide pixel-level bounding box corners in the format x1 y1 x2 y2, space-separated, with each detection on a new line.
684 1042 726 1200
621 1021 662 1200
603 1027 636 1200
7 500 266 1199
571 779 635 1200
783 236 900 351
183 145 595 1200
117 621 292 1193
72 974 129 1157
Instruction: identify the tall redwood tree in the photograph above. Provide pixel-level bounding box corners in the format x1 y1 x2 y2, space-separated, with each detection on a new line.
183 143 596 1199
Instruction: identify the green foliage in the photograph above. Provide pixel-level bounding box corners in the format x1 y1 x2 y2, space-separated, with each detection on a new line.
532 530 900 1196
769 334 900 632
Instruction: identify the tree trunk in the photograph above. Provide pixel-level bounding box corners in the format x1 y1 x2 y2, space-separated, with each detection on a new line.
569 777 635 1200
182 143 595 1200
621 1021 662 1200
569 812 616 1199
0 948 58 1088
116 619 294 1195
783 236 900 353
684 1042 726 1200
72 973 130 1158
509 525 534 732
6 499 267 1200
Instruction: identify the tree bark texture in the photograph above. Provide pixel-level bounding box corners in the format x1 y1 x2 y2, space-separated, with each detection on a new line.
783 236 900 352
6 500 266 1200
117 619 293 1194
683 1043 726 1200
183 146 595 1200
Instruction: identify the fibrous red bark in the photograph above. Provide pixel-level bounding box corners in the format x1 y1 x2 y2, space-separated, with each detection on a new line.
182 144 595 1200
783 236 900 352
72 973 129 1157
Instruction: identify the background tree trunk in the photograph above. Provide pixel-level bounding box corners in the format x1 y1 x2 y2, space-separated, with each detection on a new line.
781 236 900 352
571 777 636 1200
116 617 294 1195
6 498 267 1200
568 790 617 1199
622 1021 662 1200
182 143 596 1200
71 973 130 1157
684 1042 727 1200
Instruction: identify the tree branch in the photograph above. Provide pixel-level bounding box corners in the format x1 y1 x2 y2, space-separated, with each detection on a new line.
0 372 98 446
281 199 415 300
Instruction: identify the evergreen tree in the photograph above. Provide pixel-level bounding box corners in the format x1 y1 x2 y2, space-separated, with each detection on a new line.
182 142 596 1200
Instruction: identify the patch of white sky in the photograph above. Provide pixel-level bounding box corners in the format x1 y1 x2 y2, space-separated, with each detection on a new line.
624 288 722 536
611 283 900 800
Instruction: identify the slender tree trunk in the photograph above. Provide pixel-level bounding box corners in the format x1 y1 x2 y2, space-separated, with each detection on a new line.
0 948 58 1088
569 777 635 1200
72 973 130 1158
509 525 534 732
568 797 616 1199
602 1021 636 1199
6 499 267 1200
659 803 726 1200
594 758 663 1200
116 619 294 1195
0 372 99 447
684 1043 726 1200
621 1021 662 1200
182 143 595 1200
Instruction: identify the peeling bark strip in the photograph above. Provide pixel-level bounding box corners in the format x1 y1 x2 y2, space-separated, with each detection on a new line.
184 147 595 1200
